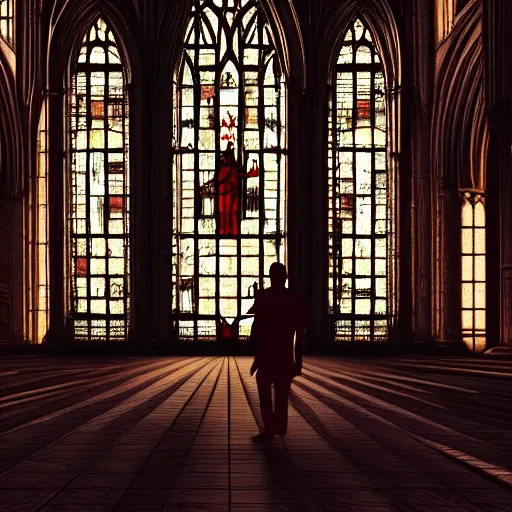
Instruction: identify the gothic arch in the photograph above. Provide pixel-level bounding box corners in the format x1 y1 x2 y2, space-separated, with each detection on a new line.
45 1 142 89
43 1 142 343
433 0 486 192
432 0 488 346
161 0 305 91
322 0 401 91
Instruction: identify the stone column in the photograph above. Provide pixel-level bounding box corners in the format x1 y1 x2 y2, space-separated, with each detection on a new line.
46 86 68 345
286 80 308 304
147 77 174 345
126 74 152 345
483 0 512 345
436 189 463 344
0 193 22 342
306 79 329 347
409 0 435 341
492 106 512 345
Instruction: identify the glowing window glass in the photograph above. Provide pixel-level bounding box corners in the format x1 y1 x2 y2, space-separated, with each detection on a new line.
172 0 286 341
69 19 130 341
25 102 50 344
0 0 14 47
461 192 486 353
328 18 394 342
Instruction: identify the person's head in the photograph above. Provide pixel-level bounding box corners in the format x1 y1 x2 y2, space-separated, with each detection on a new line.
269 262 287 288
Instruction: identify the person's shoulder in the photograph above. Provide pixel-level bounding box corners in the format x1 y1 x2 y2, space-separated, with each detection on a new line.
251 287 269 304
255 288 270 297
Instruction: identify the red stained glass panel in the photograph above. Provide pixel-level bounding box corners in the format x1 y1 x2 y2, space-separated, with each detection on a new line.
109 196 124 214
91 100 104 119
357 99 371 119
76 257 87 277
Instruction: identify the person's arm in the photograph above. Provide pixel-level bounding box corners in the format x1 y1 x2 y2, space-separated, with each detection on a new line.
250 318 259 376
248 294 260 376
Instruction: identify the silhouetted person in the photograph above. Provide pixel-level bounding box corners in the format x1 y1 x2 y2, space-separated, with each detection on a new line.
248 262 306 442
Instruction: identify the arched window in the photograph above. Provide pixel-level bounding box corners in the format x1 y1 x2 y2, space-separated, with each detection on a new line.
68 19 130 341
328 18 396 342
461 192 486 352
172 0 286 341
0 0 14 47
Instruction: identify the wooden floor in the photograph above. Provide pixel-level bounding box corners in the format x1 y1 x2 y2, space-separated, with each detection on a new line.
1 356 512 511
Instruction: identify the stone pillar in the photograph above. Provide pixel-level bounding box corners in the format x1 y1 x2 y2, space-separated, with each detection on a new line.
493 107 512 345
409 0 435 341
146 4 191 345
0 194 16 342
306 79 329 347
148 79 173 345
483 0 512 345
126 76 152 345
287 80 309 322
436 189 463 344
46 88 68 345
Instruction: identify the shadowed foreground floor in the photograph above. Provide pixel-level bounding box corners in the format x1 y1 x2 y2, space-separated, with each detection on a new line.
1 356 512 511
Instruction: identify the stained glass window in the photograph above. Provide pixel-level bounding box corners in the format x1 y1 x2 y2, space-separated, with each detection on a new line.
172 0 286 341
328 18 395 342
0 0 13 47
461 192 486 353
69 19 130 341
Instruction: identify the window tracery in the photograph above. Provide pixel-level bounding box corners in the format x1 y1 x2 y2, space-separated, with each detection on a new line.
172 0 286 341
461 192 486 352
328 18 395 342
68 19 130 341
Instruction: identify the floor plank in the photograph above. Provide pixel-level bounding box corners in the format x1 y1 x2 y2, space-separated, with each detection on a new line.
0 355 511 511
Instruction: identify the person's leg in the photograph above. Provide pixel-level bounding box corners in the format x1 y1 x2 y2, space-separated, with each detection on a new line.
273 375 293 436
256 371 274 435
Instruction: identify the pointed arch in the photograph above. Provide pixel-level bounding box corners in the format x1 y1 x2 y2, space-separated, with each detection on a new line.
160 0 305 93
322 0 401 93
433 1 485 192
46 0 143 94
432 0 488 351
